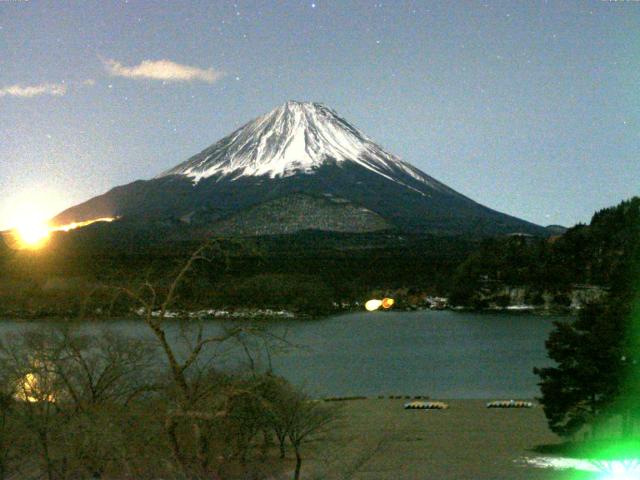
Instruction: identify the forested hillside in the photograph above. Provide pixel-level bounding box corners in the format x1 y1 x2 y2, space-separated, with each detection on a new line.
450 197 640 307
1 198 637 317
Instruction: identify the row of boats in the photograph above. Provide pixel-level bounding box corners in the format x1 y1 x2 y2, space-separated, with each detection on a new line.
404 400 534 410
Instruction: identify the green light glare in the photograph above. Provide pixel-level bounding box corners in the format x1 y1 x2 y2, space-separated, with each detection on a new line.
592 459 640 477
558 253 640 480
586 250 640 480
599 473 636 480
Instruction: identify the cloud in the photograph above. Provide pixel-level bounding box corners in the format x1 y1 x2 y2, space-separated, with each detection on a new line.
103 58 223 83
0 82 67 98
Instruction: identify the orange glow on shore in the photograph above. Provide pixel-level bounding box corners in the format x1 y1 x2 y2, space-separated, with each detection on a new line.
365 298 395 312
381 298 395 309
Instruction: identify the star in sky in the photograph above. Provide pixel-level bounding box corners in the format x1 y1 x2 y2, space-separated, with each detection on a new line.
0 0 638 229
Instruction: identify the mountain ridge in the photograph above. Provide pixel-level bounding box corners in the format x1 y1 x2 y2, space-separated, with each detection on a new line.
53 101 546 237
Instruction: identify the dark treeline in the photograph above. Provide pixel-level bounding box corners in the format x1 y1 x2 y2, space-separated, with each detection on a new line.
533 198 640 452
0 197 638 317
0 229 476 318
450 197 640 307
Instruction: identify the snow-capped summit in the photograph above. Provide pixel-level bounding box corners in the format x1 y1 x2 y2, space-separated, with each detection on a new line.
158 101 453 195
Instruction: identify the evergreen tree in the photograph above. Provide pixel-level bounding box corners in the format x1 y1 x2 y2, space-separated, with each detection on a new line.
534 302 624 437
534 205 640 438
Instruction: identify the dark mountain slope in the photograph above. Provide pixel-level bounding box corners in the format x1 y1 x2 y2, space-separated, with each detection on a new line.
53 101 545 237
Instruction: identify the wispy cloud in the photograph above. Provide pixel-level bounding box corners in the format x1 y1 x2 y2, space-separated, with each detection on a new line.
0 82 67 98
103 58 224 83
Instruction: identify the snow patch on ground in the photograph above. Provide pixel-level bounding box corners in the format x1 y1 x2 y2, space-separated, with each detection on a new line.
518 455 640 476
135 307 295 319
518 456 599 472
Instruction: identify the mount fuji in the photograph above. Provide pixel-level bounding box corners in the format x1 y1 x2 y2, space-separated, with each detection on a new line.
53 101 545 237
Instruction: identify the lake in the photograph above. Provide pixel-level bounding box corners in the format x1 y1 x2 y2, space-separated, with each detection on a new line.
0 310 563 399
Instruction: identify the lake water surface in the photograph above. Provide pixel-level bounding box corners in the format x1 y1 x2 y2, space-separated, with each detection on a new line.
0 310 563 399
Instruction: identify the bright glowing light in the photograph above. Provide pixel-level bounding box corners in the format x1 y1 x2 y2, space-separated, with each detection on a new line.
14 371 55 403
12 209 51 249
3 215 116 250
52 217 115 232
365 299 383 311
601 473 636 480
16 221 50 247
381 298 395 309
1 188 116 250
365 298 395 311
594 460 640 480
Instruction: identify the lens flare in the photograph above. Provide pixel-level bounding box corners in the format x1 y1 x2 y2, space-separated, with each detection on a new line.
594 459 640 480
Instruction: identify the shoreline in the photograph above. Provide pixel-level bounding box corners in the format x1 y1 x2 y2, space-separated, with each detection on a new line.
0 304 575 322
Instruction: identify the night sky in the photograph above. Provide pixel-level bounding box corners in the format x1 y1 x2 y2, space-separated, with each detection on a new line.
1 0 638 229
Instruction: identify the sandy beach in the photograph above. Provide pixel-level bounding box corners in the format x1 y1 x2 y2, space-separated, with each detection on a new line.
304 399 585 480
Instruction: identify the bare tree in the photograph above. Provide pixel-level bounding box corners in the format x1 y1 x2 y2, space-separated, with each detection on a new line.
0 238 336 479
110 239 271 477
0 383 15 480
51 327 158 411
283 394 339 480
0 330 66 480
0 325 160 480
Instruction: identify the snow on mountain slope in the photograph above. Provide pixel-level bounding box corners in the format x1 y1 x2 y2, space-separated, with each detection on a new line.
52 100 547 237
158 101 456 196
